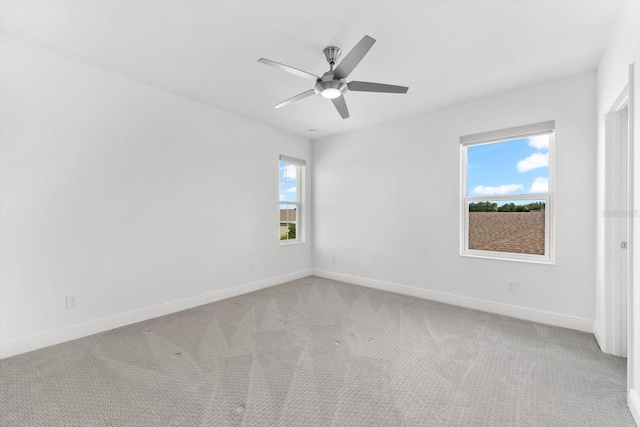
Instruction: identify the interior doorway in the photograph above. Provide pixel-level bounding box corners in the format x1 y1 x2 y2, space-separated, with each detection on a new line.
601 66 633 365
605 104 630 357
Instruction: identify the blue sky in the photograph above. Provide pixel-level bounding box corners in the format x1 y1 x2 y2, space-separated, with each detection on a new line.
279 161 298 205
467 134 549 198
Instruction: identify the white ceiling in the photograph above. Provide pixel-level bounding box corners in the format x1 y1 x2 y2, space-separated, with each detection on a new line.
0 1 623 140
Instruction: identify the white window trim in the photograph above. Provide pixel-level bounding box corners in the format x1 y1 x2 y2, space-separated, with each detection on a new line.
460 121 555 264
279 155 305 245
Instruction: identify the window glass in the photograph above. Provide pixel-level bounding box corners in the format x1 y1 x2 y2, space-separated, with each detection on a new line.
279 160 302 243
461 128 553 262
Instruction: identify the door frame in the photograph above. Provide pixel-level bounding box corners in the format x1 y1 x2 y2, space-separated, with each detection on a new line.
596 64 634 368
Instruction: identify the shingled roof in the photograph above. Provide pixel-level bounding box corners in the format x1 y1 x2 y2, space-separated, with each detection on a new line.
279 209 297 222
469 211 545 255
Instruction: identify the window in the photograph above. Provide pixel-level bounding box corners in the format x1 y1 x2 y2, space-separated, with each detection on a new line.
461 121 554 263
279 155 305 244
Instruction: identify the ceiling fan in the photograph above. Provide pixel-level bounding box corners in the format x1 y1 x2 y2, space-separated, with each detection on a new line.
258 35 409 119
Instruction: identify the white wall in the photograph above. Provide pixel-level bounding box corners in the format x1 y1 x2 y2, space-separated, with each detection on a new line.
595 1 640 422
313 71 597 331
0 37 312 357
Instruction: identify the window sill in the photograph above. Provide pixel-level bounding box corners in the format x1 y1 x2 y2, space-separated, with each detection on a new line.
460 251 555 265
280 240 305 246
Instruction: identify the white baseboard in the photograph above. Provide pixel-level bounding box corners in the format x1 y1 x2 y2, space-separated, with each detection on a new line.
0 269 312 359
312 269 594 333
629 388 640 426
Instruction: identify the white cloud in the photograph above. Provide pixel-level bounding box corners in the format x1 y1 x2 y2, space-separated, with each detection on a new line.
529 177 548 193
279 185 297 201
528 135 549 151
472 184 524 196
517 152 548 172
284 165 297 179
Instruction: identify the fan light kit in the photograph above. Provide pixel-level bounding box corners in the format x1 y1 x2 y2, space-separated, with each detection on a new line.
317 84 344 99
258 35 409 119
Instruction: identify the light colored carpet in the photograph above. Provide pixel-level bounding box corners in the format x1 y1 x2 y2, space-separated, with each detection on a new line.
0 276 634 426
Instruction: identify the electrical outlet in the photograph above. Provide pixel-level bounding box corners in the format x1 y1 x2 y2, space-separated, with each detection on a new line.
507 282 518 293
66 295 77 309
330 256 336 264
249 264 255 273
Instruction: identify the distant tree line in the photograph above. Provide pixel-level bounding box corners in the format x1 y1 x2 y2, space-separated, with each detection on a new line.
469 201 546 212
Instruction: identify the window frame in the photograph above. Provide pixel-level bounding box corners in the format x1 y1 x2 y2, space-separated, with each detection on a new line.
460 121 555 264
279 155 305 245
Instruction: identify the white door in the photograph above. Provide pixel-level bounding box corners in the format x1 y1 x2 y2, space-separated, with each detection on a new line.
619 107 629 357
604 104 630 358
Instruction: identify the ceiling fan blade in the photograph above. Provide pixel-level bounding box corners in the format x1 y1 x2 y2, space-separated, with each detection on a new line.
333 35 376 79
258 58 319 80
348 81 409 94
331 96 350 119
273 89 316 108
